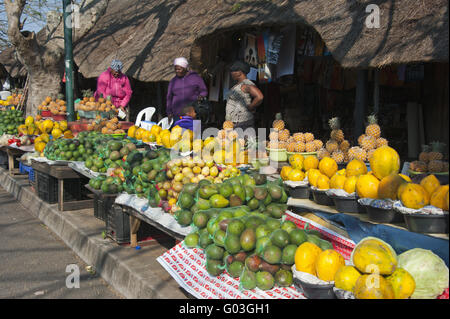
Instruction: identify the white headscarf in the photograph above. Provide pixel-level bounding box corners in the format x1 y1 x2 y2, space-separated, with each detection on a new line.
174 57 189 69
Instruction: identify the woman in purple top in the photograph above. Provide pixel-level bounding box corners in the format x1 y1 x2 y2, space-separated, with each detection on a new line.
166 57 208 120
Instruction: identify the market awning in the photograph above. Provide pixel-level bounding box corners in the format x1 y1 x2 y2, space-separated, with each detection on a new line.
74 0 449 82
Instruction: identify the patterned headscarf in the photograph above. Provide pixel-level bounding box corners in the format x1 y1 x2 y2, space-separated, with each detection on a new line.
111 59 123 72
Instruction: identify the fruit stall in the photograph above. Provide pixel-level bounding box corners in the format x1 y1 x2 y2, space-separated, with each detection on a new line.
0 104 449 300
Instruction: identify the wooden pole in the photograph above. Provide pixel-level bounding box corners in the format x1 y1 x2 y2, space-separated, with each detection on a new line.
354 69 368 143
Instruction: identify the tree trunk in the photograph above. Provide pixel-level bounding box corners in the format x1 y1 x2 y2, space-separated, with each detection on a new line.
27 68 63 116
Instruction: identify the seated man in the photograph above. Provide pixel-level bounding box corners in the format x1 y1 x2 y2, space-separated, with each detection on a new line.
173 105 197 132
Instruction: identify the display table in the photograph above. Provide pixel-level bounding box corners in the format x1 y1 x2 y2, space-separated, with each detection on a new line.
114 194 193 247
0 145 27 176
288 197 449 240
31 159 94 212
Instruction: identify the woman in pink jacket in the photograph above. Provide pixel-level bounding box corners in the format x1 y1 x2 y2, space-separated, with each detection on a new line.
94 60 133 119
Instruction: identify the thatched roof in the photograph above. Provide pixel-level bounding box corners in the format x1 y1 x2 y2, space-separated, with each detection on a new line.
42 0 450 82
0 46 27 78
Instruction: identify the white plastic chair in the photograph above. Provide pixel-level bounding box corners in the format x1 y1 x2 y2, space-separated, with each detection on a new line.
135 107 156 129
158 117 174 130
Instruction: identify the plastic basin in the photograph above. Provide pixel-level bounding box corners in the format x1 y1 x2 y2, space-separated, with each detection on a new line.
403 212 449 234
293 277 336 299
311 189 334 206
288 185 311 199
330 196 365 214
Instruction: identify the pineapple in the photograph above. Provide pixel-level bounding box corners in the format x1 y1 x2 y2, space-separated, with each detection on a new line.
376 137 388 148
218 130 227 140
304 132 315 143
358 134 366 146
269 130 279 141
365 114 381 139
286 142 296 153
223 116 234 130
313 140 323 151
317 148 331 160
340 140 350 153
272 113 285 131
326 139 339 153
278 129 290 142
305 142 316 153
227 130 239 140
409 161 428 173
418 145 431 163
428 160 445 173
360 135 377 151
348 146 362 161
367 149 376 162
293 133 305 143
428 141 445 161
331 150 345 164
443 161 449 172
356 148 368 162
295 142 306 153
329 117 344 142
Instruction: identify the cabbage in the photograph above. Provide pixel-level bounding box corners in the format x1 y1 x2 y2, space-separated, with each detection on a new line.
398 248 449 299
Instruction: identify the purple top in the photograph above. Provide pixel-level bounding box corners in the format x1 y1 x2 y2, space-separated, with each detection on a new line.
166 71 208 118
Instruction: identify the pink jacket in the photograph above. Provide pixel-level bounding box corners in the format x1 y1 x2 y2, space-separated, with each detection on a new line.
94 68 133 108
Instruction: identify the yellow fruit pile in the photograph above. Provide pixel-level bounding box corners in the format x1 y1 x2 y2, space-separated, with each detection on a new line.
37 96 67 115
75 90 119 114
128 124 248 166
347 237 416 299
0 93 21 106
86 116 125 135
21 116 73 153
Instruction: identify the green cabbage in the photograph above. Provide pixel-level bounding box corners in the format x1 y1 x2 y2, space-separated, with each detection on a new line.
398 248 449 299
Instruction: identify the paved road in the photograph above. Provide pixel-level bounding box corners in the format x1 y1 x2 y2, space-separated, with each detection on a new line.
0 186 123 299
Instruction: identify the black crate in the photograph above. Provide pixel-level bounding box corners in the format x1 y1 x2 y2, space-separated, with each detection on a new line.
93 193 117 222
107 205 170 245
35 170 87 204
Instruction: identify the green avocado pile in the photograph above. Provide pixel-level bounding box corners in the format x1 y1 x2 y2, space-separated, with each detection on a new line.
0 109 24 135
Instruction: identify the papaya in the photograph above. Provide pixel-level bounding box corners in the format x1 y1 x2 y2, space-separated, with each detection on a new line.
386 268 416 299
369 146 400 180
319 157 338 179
378 173 408 200
420 175 441 197
346 159 367 177
315 249 345 282
353 274 395 299
399 183 430 209
294 242 322 276
334 265 362 292
356 174 380 199
430 185 449 210
330 174 347 190
351 237 397 275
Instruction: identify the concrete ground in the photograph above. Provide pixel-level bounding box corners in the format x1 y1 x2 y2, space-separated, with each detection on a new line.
0 167 191 299
0 185 123 299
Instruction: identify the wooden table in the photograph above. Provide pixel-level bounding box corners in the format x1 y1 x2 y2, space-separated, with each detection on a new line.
288 197 449 240
31 159 94 212
0 145 26 176
116 204 185 248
